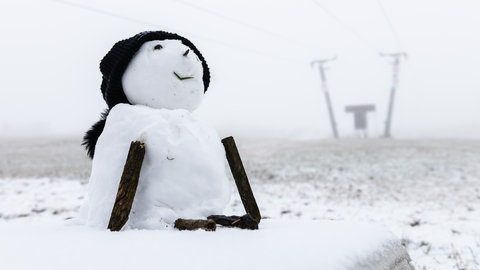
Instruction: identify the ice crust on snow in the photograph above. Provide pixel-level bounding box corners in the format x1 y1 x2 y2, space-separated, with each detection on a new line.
79 104 230 229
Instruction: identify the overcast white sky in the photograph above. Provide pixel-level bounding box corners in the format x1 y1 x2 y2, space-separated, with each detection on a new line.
1 0 479 139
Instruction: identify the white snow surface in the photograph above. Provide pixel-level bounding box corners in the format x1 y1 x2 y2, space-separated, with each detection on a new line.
122 40 205 112
1 138 479 269
0 219 410 270
79 104 230 228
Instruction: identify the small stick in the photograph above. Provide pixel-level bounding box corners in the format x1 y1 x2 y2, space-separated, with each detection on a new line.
174 219 216 231
108 141 145 231
222 136 261 223
208 214 258 230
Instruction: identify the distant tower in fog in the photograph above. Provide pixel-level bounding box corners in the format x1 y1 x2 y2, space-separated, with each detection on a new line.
381 52 407 138
311 57 339 139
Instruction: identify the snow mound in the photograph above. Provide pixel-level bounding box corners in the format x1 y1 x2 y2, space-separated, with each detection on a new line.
0 219 413 270
79 104 230 229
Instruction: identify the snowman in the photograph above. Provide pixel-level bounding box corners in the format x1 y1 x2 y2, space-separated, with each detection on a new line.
79 31 258 230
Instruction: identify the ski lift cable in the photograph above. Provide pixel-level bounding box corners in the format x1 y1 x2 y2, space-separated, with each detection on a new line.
173 0 319 52
51 0 306 65
374 0 405 51
310 0 380 53
51 0 155 28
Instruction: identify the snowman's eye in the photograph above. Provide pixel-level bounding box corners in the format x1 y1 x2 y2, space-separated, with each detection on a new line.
153 44 163 50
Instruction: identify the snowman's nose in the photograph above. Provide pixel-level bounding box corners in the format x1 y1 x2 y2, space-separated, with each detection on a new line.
183 49 190 57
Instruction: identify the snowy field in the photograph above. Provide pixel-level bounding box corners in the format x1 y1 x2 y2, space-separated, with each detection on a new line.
1 137 479 269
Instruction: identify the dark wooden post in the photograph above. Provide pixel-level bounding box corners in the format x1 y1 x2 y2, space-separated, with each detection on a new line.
108 141 146 231
222 136 261 223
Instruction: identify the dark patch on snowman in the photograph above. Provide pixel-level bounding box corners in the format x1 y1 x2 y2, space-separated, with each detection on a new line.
79 31 259 230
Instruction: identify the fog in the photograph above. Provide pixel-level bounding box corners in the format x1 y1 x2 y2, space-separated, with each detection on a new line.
1 0 479 139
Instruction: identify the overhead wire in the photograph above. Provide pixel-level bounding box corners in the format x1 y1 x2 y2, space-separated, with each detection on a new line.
51 0 306 65
173 0 319 51
310 0 379 53
53 0 157 29
374 0 405 51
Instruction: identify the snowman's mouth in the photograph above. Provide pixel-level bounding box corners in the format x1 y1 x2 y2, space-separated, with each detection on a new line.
173 72 194 81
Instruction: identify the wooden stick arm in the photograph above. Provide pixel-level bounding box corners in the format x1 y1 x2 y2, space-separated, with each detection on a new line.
222 136 262 224
108 141 145 231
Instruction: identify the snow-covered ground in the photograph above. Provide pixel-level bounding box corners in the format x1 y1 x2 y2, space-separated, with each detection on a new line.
1 138 479 269
1 218 411 270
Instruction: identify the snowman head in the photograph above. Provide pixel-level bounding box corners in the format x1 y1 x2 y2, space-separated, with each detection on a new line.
99 31 210 111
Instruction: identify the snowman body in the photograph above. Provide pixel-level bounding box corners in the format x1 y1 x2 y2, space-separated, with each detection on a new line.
80 32 230 229
83 104 230 229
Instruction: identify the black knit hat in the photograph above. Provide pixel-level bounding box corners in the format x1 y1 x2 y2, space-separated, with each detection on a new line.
100 31 210 109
